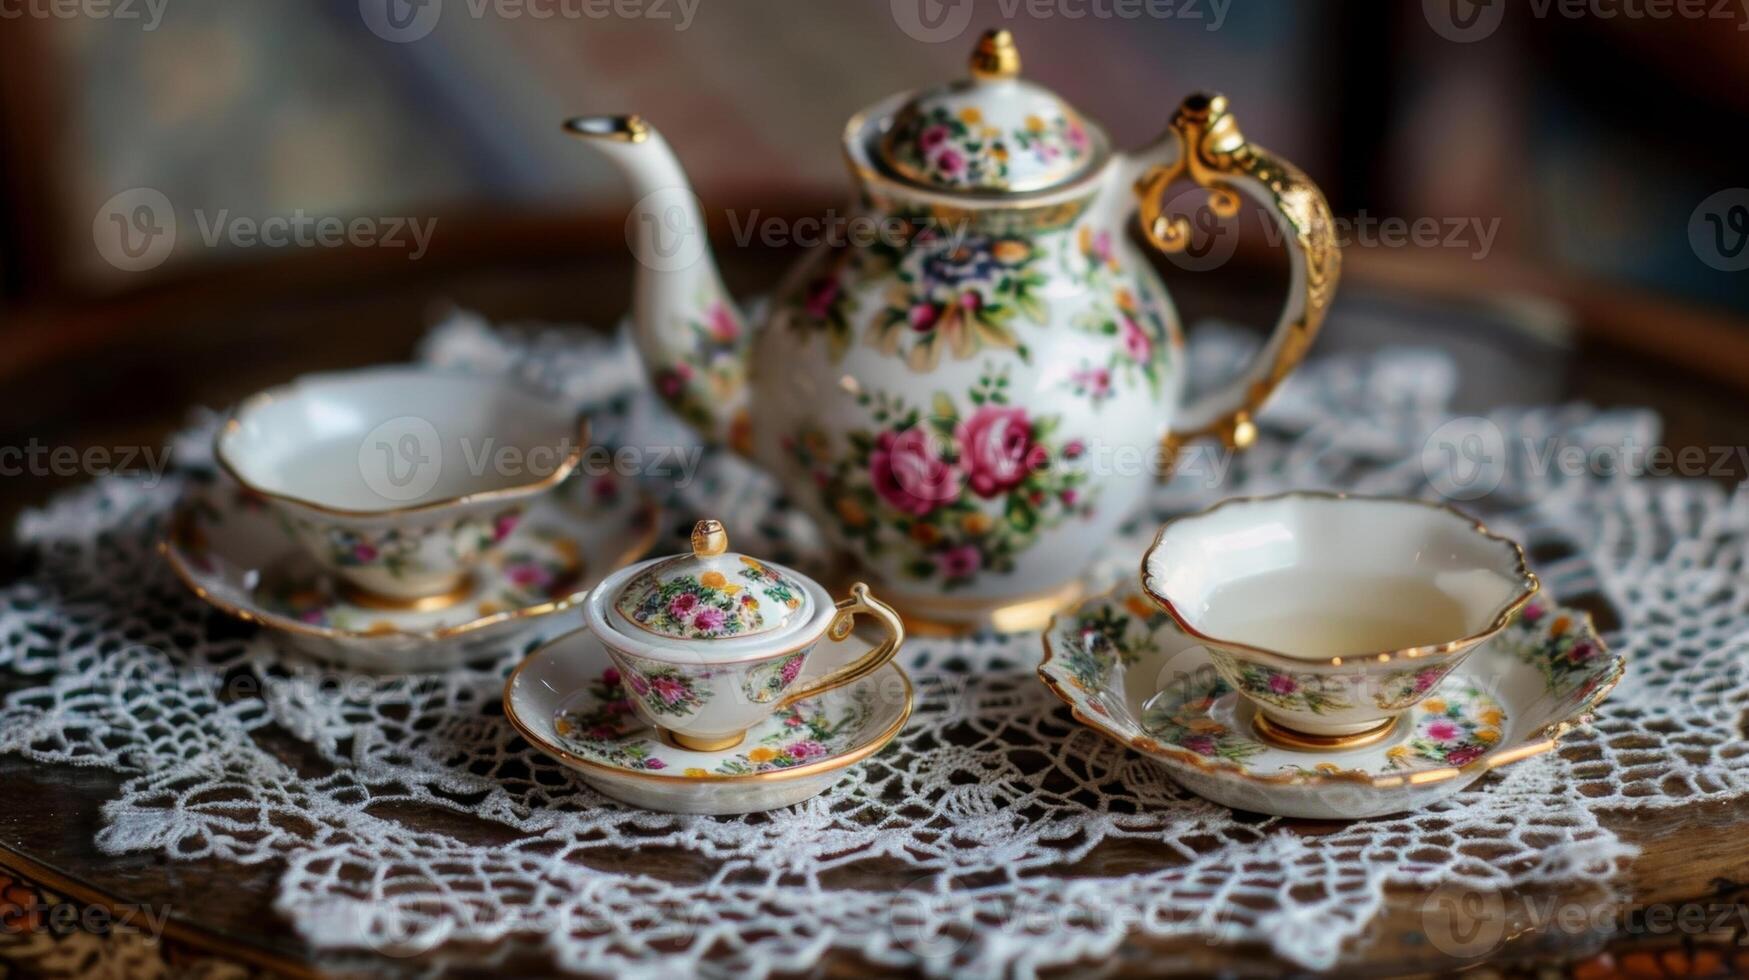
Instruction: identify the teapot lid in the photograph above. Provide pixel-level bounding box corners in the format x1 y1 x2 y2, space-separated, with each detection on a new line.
878 29 1106 195
609 520 813 641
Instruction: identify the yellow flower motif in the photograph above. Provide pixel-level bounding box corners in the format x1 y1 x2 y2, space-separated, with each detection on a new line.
739 556 766 573
477 600 505 617
958 107 983 124
1476 728 1500 744
785 596 800 608
1115 288 1137 311
911 524 941 546
1479 708 1504 726
960 512 993 536
721 584 742 596
554 718 573 737
1124 595 1157 620
683 767 709 778
1386 745 1410 759
1422 699 1447 715
551 538 580 564
1550 616 1571 638
1025 114 1045 132
728 408 754 458
748 746 778 763
700 571 728 589
992 239 1031 266
837 498 869 528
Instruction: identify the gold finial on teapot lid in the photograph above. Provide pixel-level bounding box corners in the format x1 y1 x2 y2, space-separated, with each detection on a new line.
969 28 1021 80
690 519 729 558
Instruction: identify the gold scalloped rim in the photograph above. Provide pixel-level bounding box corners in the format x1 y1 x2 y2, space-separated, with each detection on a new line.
1139 491 1541 669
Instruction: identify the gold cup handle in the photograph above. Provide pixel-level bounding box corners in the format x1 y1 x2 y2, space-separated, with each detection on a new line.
778 583 906 706
1134 92 1341 460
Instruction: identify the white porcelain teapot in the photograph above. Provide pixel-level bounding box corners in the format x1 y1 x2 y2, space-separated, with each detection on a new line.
567 29 1339 631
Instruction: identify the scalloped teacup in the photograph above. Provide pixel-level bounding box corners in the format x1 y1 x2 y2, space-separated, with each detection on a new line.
216 366 586 607
1140 493 1540 746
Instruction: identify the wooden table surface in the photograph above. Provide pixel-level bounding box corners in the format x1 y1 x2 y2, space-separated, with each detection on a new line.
3 232 1749 978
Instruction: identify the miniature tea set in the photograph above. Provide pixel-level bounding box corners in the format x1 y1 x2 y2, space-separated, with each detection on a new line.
159 30 1620 817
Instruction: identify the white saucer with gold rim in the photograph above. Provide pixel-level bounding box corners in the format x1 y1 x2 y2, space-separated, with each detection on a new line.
162 472 659 672
1039 585 1622 819
504 624 912 814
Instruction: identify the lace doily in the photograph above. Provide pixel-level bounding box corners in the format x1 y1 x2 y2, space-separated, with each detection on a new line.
4 312 1746 977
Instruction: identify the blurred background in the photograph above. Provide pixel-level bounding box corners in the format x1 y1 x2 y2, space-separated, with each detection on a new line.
2 0 1748 527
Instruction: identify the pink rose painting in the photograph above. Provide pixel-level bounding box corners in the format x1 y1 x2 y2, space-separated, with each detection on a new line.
958 406 1045 499
707 303 740 343
693 608 727 633
1120 315 1152 363
1425 721 1460 743
804 276 840 319
870 428 959 516
935 545 982 579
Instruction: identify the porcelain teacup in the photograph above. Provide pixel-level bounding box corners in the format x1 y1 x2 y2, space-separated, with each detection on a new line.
582 520 906 751
1140 493 1539 748
216 365 586 607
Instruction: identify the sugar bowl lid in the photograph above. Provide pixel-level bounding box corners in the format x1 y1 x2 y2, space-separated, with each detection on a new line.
607 520 813 641
878 29 1106 194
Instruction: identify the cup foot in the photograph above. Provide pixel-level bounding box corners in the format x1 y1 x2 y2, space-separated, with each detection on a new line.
338 574 475 613
658 728 746 752
1252 713 1399 752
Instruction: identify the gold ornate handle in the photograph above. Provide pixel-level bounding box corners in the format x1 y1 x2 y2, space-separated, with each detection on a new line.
779 583 906 706
1135 92 1340 460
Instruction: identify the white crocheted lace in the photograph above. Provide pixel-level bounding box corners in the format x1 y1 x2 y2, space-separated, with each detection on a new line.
4 312 1746 977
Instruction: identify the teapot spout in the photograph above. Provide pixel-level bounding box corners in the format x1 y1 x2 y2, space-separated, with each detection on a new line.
564 115 751 452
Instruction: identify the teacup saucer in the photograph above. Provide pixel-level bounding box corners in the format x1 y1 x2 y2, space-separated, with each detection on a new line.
504 625 913 814
1039 586 1623 819
162 472 660 672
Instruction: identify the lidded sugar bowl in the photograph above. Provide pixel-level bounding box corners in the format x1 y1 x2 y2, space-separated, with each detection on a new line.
583 520 905 750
